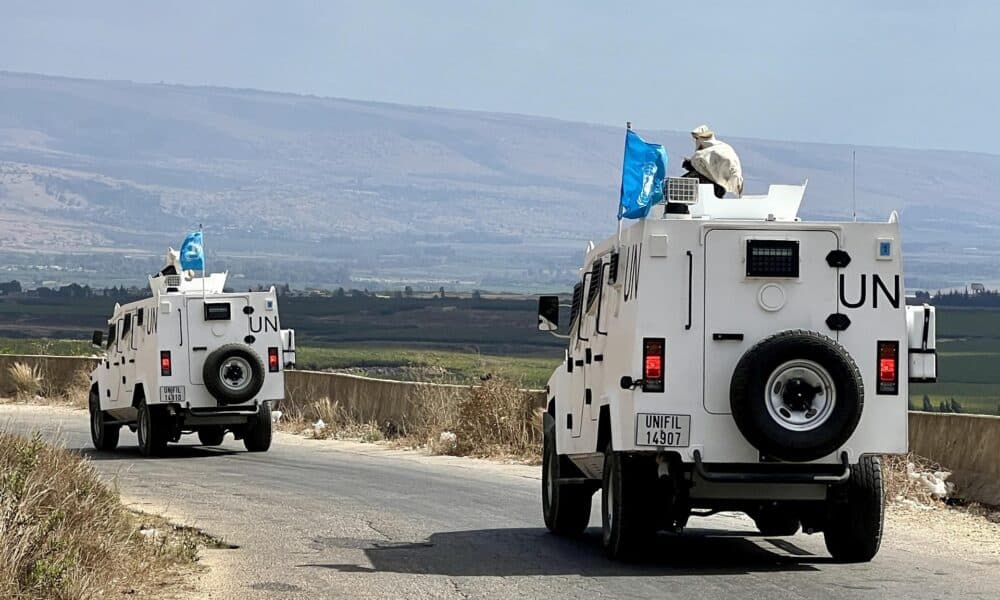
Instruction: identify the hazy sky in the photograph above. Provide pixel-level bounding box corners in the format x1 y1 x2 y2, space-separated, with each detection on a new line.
3 1 998 153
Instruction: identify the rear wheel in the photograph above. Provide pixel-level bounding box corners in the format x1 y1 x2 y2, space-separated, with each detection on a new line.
197 427 226 446
824 455 884 562
243 402 272 452
542 415 593 535
89 388 120 451
601 444 656 560
137 399 169 457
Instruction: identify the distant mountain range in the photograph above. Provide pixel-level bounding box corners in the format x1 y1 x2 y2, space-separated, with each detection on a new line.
1 70 998 292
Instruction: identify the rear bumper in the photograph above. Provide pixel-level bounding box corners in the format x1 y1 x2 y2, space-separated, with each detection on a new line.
170 403 261 426
692 450 851 484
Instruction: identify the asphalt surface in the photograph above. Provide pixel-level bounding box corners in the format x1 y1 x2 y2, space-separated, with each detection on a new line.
2 404 997 600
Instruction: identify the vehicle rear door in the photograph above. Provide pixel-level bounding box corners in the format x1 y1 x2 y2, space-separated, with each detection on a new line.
185 296 250 385
702 228 840 414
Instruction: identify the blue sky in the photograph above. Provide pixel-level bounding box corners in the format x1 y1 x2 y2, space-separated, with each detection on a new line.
3 0 997 153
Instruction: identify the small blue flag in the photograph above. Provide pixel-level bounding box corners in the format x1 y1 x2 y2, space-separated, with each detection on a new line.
179 230 204 272
618 129 668 220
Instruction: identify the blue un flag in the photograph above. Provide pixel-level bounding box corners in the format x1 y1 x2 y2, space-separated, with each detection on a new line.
618 129 668 220
179 230 204 272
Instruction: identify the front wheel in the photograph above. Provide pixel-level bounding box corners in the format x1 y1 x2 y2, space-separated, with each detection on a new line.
137 399 169 457
243 402 272 452
601 444 656 560
824 455 884 562
542 415 593 535
89 389 120 451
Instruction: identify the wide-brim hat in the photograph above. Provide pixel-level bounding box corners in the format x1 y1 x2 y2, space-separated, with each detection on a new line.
691 125 714 140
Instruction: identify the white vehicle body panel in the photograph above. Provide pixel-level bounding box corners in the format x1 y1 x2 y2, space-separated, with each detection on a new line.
90 271 294 425
546 187 928 470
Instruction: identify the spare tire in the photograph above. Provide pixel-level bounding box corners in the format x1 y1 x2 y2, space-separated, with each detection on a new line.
203 344 265 404
730 330 863 462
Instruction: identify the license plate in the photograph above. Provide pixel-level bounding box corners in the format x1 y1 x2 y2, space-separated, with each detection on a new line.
160 385 185 404
635 413 691 447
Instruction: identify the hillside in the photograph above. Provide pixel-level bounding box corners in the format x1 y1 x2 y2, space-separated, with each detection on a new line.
2 71 999 291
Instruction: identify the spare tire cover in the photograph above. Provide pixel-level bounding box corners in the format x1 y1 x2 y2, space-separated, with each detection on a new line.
730 330 863 462
203 344 265 404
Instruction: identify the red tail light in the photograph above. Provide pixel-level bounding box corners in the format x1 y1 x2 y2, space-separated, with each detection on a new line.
160 351 172 376
642 338 665 392
645 355 663 379
268 347 280 372
879 358 896 382
877 340 899 395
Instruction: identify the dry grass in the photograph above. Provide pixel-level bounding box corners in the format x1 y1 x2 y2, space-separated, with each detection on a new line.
404 378 543 462
2 362 90 409
883 453 949 506
0 431 203 599
7 363 42 400
278 396 386 443
40 367 90 409
277 377 544 461
883 452 1000 525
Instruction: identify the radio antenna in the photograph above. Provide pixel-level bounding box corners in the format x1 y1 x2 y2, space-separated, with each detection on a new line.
852 149 857 222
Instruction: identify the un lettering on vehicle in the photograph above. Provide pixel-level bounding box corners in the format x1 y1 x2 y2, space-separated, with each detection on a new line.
249 315 279 333
839 274 900 309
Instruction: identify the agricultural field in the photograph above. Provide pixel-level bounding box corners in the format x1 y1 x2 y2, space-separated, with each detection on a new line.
909 308 1000 415
296 345 559 389
0 336 95 357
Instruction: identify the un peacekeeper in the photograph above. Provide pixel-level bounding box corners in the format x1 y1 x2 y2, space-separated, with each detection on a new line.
681 125 744 198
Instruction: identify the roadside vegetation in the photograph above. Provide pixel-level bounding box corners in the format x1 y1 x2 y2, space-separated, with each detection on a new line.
278 376 545 462
0 337 94 358
3 360 90 409
0 431 207 598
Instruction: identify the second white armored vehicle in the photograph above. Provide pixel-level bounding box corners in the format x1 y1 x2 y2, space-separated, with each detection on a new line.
89 253 296 456
538 179 937 561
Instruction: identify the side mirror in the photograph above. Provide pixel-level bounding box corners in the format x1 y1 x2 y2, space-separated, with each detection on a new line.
537 295 560 332
91 330 104 348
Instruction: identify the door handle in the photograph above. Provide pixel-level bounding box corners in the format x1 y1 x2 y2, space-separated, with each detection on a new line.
712 333 744 341
685 251 693 330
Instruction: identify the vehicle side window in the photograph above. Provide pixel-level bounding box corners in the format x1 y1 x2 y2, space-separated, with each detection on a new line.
106 323 116 349
122 313 132 338
115 318 124 353
131 311 142 350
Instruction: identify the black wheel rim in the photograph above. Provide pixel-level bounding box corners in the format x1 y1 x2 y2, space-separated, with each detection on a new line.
542 438 554 514
91 401 102 440
138 406 148 449
602 454 614 547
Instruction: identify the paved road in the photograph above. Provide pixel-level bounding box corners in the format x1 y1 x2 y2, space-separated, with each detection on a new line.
2 404 997 599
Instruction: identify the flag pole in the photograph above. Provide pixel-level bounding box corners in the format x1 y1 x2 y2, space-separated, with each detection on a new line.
618 122 632 246
200 224 206 300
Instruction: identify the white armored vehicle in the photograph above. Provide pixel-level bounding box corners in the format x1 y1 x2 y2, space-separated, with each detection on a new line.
89 253 296 456
537 179 937 561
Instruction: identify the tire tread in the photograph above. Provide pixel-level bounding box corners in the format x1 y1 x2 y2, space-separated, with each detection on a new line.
824 455 884 562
